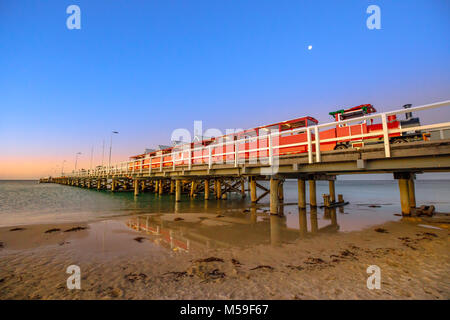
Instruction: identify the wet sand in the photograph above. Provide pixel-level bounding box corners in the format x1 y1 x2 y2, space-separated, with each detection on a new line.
0 215 449 300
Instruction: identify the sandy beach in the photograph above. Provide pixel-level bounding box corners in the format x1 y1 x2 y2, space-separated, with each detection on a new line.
0 213 448 300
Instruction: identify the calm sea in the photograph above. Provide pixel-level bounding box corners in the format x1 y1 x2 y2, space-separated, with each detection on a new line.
0 180 449 231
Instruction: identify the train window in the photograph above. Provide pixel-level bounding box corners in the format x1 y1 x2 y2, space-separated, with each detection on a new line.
282 120 306 131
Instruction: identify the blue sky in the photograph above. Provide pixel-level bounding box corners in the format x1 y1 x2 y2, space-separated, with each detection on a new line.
0 0 449 178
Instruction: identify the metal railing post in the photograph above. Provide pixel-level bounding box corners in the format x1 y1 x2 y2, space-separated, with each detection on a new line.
208 146 212 169
381 113 391 158
234 140 238 167
307 128 313 164
268 134 273 166
314 126 321 163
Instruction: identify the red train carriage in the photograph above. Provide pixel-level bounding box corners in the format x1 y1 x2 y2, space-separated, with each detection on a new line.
320 103 427 151
127 103 427 170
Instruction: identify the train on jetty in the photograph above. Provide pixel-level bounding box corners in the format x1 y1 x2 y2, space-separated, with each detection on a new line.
127 103 429 171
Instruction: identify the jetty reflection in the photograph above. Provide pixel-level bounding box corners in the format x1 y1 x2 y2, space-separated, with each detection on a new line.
126 205 340 252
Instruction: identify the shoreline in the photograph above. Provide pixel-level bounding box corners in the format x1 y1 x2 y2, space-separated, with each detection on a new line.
0 214 448 300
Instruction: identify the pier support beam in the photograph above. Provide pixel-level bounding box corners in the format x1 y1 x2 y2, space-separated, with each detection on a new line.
175 180 181 202
134 179 139 196
216 179 222 199
298 179 306 208
394 172 415 215
241 180 246 198
398 179 410 215
329 180 336 203
270 178 279 215
159 180 163 195
141 181 146 193
204 179 210 200
250 177 257 203
170 180 174 194
309 180 317 207
408 178 416 208
111 179 116 192
278 180 284 202
97 179 101 190
190 180 196 198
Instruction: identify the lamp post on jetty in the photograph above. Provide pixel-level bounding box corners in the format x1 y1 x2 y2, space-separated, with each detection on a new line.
61 160 66 175
109 131 119 168
74 152 82 171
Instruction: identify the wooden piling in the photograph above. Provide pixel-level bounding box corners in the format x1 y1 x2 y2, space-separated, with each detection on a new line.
111 179 116 192
204 179 210 200
134 179 139 196
175 180 181 202
159 180 163 195
298 179 306 208
408 178 416 208
278 181 284 202
309 180 317 207
398 179 410 215
250 177 257 203
170 180 174 194
241 180 246 198
216 179 222 199
270 178 279 215
329 180 336 203
190 180 196 198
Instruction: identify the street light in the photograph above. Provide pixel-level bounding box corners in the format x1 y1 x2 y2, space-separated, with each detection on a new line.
61 160 66 175
109 131 119 167
74 152 82 170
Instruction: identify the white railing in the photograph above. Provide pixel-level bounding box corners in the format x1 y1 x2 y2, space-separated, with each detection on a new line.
68 100 450 178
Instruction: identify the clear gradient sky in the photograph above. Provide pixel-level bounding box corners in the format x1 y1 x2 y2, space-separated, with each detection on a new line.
0 0 449 179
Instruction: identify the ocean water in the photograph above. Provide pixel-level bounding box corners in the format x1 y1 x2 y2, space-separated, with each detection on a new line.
0 180 449 231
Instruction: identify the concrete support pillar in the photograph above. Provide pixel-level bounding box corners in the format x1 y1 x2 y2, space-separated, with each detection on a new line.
159 180 163 195
204 179 210 200
175 180 181 202
398 179 410 215
408 178 416 208
309 180 317 207
170 180 175 194
329 180 336 203
270 178 279 215
134 179 139 196
298 179 306 208
250 177 257 203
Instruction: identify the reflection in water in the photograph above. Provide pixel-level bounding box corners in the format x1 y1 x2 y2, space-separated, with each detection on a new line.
299 209 308 236
126 206 340 253
310 207 318 233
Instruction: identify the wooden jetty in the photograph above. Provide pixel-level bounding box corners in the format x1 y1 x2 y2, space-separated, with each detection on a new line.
41 101 450 216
